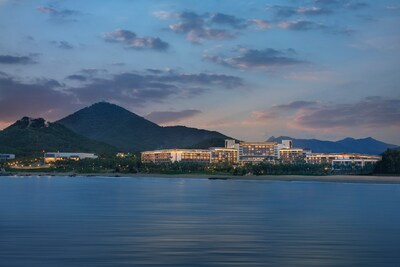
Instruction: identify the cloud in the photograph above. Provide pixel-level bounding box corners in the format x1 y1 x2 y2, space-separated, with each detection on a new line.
50 40 74 49
155 9 346 41
276 20 353 35
204 47 305 69
273 101 318 110
37 5 81 19
0 69 243 123
251 111 278 120
209 13 247 29
294 97 400 129
266 2 368 22
66 68 108 81
386 5 400 11
102 29 169 51
153 11 179 19
242 101 318 126
297 6 333 15
241 110 279 126
278 20 324 31
0 72 78 123
37 6 80 16
145 109 202 124
67 69 243 106
266 5 332 17
345 2 369 10
66 74 87 81
0 55 36 64
80 68 108 76
248 19 271 29
313 0 369 10
154 11 240 43
238 97 400 136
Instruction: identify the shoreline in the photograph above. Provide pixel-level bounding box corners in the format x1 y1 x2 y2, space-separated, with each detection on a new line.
1 171 400 184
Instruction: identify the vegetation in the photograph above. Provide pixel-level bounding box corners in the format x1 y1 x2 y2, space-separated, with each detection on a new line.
6 156 333 176
51 156 142 173
0 117 117 157
374 149 400 174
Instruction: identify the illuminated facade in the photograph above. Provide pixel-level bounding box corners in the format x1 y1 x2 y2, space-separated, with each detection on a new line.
141 149 211 164
210 148 238 163
279 148 305 163
305 153 381 164
141 139 309 165
238 142 278 163
332 158 380 170
44 152 98 163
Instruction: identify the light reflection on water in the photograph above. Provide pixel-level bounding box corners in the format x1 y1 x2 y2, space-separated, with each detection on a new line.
0 176 399 266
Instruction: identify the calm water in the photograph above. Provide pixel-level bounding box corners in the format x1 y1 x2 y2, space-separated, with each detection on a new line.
0 176 400 267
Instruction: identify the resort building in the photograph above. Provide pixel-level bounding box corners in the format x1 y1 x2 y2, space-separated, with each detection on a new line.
224 139 296 163
44 152 98 163
210 147 238 164
279 148 305 163
0 154 15 161
141 139 307 165
332 158 380 171
305 153 381 164
141 149 211 164
238 142 278 163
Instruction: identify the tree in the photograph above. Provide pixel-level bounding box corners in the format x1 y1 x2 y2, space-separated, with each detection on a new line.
374 149 400 174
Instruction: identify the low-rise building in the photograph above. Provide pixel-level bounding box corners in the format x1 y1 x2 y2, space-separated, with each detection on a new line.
279 148 305 163
141 149 211 164
332 158 380 170
0 154 15 161
210 147 238 164
44 152 98 163
305 153 381 164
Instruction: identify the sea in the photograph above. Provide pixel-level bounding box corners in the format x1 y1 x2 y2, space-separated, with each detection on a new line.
0 176 399 267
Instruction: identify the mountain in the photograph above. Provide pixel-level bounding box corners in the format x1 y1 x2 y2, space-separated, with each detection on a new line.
0 117 117 156
267 136 397 155
58 102 230 151
186 137 229 149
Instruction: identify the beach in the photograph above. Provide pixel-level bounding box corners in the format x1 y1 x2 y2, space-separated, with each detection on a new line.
2 171 400 184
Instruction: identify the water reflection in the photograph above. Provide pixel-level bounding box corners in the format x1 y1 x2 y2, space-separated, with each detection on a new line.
0 177 399 266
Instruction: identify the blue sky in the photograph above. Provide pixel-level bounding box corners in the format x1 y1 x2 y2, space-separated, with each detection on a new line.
0 0 399 144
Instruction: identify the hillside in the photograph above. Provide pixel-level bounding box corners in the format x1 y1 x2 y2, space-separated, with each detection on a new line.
0 117 117 157
267 136 397 155
58 102 230 151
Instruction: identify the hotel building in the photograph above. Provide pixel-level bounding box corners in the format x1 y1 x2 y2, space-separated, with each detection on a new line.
209 147 238 164
238 142 278 163
225 139 295 163
140 139 383 168
279 148 305 163
332 158 380 170
305 153 381 164
141 149 211 164
44 152 98 163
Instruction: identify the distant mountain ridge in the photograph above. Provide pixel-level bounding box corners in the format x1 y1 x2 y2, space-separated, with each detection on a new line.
2 103 395 156
58 102 230 151
267 136 397 155
0 117 117 156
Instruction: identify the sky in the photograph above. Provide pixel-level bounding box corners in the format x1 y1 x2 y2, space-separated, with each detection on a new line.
0 0 399 144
